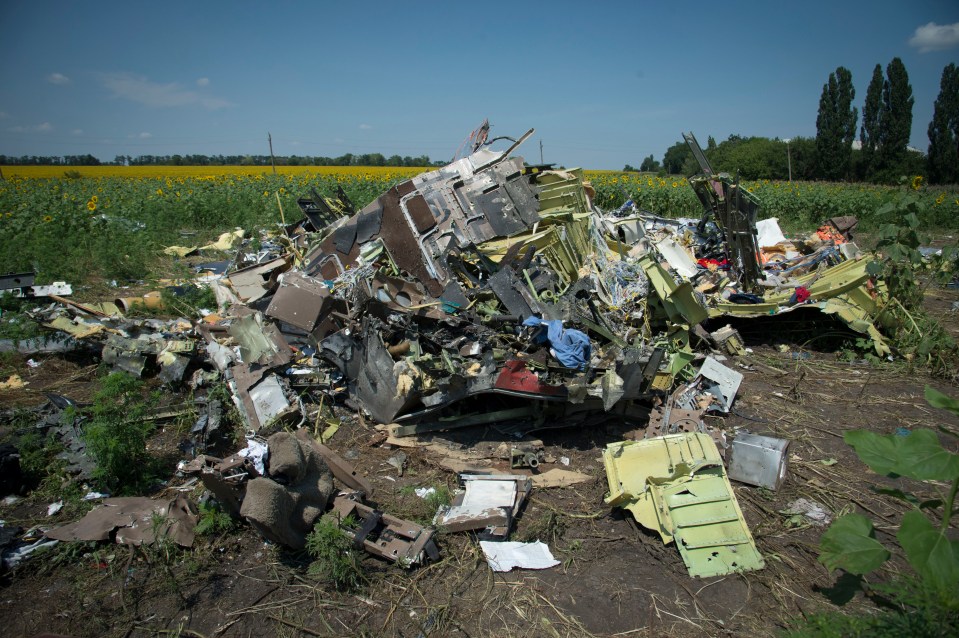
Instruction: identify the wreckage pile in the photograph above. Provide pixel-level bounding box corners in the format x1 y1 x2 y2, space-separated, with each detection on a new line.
1 131 892 577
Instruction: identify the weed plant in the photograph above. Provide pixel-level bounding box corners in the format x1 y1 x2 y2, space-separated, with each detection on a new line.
80 372 160 494
306 515 366 592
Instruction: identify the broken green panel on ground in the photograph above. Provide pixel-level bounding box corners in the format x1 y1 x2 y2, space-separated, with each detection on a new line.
603 432 765 578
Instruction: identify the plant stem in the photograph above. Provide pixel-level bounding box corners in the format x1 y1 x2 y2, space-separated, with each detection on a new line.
942 475 958 533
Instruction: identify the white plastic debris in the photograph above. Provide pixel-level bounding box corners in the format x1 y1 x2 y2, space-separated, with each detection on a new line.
414 487 436 499
26 359 41 368
756 218 787 248
238 439 269 475
479 541 560 572
83 491 110 501
47 501 64 516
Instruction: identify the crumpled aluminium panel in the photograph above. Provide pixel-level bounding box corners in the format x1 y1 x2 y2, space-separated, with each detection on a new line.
603 432 764 578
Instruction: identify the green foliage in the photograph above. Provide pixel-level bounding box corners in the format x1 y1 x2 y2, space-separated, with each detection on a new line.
306 515 366 591
159 284 219 316
817 386 959 595
194 502 236 536
927 63 959 185
14 421 64 486
845 429 959 481
869 193 959 373
799 388 959 637
877 58 915 181
0 172 407 284
860 63 885 179
819 513 890 575
785 577 959 637
81 372 159 494
662 140 692 175
639 154 660 172
815 67 857 180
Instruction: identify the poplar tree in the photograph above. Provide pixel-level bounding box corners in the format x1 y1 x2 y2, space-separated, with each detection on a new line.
878 57 914 177
860 64 884 179
927 63 959 184
815 66 857 180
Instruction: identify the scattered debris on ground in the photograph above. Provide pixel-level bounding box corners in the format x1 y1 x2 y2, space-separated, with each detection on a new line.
1 125 957 637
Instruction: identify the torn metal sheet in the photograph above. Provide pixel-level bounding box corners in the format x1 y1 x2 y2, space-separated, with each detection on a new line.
265 271 334 333
435 474 531 539
226 257 289 303
603 432 764 578
248 374 295 429
694 357 743 413
228 311 292 368
46 495 197 547
0 272 35 290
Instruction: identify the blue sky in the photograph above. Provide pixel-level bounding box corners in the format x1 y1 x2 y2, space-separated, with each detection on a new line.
1 1 957 169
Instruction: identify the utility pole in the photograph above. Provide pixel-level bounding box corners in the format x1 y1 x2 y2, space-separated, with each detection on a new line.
539 140 544 164
268 132 277 175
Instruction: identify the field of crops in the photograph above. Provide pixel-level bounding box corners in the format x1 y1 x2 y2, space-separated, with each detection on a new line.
1 165 956 284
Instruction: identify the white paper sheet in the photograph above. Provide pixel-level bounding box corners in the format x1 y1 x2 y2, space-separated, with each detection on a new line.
479 541 560 572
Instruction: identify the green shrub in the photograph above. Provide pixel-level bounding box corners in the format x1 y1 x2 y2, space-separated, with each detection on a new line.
306 515 366 591
81 372 158 494
194 501 236 536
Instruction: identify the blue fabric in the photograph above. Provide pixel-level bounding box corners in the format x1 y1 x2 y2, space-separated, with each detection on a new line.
522 316 592 370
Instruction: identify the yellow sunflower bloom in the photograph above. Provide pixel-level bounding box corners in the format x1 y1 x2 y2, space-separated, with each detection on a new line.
911 175 923 190
43 214 53 223
87 200 97 211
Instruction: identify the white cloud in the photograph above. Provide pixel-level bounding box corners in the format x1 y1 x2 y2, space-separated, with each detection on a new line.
98 72 231 109
138 132 152 139
72 129 84 135
196 77 210 87
47 72 71 85
909 21 959 52
0 111 9 119
359 123 372 130
7 122 53 133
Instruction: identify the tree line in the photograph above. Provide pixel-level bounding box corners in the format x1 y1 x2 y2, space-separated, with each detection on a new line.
0 152 442 168
630 59 958 185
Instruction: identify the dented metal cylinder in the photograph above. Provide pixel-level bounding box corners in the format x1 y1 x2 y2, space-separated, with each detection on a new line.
116 291 165 313
727 433 790 490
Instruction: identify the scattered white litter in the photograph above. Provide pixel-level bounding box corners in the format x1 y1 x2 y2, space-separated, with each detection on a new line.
479 541 560 572
46 501 64 516
414 487 436 499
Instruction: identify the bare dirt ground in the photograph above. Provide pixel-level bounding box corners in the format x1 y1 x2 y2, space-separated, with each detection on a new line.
1 286 958 638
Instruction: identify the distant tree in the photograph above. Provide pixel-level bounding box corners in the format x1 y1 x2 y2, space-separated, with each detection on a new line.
815 66 857 180
927 63 959 184
877 57 914 180
662 141 692 174
623 164 638 172
860 64 884 179
639 154 660 172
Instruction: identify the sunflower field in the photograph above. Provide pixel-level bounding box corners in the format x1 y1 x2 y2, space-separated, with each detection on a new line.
1 165 956 285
